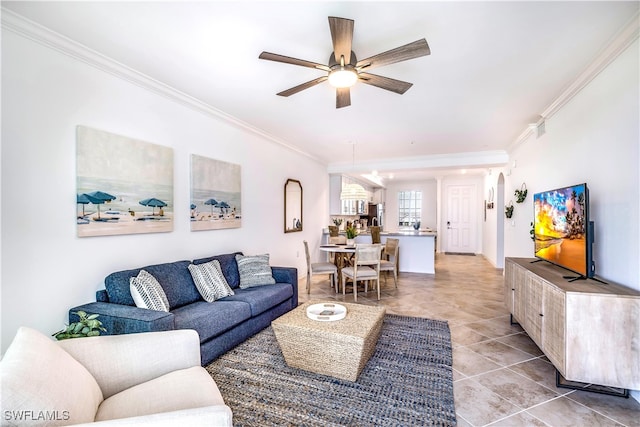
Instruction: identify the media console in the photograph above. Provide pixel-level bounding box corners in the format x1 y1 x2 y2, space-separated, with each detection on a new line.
504 258 640 393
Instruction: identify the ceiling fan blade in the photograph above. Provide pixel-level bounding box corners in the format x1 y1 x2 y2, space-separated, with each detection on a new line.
276 76 328 97
328 17 354 64
358 72 413 94
336 87 351 108
259 52 330 72
356 39 430 71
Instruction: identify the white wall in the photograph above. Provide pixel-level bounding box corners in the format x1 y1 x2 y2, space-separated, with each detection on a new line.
489 39 639 291
484 39 639 402
1 29 329 351
384 179 437 230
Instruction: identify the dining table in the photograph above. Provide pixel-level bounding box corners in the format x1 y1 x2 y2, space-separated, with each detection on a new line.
319 244 356 292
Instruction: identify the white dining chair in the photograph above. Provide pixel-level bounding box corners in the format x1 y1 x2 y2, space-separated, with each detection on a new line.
341 243 383 301
304 240 338 293
380 238 399 288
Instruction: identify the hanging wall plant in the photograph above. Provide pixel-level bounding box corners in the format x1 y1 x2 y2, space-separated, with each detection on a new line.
515 183 528 203
505 201 514 219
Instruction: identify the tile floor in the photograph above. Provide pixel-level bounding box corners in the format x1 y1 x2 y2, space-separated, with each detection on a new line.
298 253 640 426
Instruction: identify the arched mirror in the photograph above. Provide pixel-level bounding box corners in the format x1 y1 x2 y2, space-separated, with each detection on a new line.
284 179 302 233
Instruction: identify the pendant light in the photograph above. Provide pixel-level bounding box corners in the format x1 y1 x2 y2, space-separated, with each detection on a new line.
340 143 368 200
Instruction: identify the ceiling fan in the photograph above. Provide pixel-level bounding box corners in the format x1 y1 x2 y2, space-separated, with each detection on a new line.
259 16 430 109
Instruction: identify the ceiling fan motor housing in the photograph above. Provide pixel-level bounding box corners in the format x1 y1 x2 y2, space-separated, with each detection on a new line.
329 51 357 68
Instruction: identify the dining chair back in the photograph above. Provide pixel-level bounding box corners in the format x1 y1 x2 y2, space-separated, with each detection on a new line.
304 240 338 294
329 235 347 244
380 238 400 288
370 226 381 244
340 244 383 302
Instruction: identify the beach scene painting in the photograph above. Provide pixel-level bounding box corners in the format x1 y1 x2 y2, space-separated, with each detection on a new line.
190 154 241 231
76 126 174 237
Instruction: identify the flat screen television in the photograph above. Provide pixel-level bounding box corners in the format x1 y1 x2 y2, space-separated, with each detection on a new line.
533 183 594 278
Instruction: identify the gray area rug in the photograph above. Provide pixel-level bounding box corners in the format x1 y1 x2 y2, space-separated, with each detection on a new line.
206 314 457 426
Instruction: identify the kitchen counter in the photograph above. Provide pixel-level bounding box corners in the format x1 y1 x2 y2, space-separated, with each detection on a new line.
382 230 437 237
322 229 437 274
324 229 436 237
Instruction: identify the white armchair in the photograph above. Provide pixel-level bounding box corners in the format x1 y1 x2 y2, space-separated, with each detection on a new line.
1 327 232 426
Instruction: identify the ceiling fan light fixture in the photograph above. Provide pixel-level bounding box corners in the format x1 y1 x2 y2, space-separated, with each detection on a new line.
328 68 358 88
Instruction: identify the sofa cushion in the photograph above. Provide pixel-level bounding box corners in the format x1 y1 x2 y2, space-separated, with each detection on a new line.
0 327 104 426
235 254 276 289
220 283 293 317
130 270 170 311
172 301 251 343
105 261 201 309
193 252 243 289
188 260 235 302
95 366 224 422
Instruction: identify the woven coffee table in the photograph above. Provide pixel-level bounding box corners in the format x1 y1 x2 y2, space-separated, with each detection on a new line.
272 301 386 381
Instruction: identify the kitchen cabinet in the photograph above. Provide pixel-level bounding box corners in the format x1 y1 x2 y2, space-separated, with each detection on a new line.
329 175 343 215
504 258 639 390
372 188 386 205
329 174 371 215
341 199 367 215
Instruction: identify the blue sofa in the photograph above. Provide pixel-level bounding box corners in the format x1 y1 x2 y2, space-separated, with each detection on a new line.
69 252 298 365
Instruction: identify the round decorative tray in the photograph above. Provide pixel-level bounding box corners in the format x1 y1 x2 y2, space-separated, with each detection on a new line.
306 303 347 322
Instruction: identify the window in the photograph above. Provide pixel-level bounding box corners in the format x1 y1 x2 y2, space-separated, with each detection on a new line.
398 191 422 227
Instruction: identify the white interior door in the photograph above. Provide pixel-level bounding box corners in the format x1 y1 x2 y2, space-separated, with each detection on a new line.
445 184 477 254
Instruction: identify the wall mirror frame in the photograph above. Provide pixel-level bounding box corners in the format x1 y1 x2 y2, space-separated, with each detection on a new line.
284 178 303 233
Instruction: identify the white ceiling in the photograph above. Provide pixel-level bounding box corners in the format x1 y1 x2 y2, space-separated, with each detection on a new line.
4 1 638 185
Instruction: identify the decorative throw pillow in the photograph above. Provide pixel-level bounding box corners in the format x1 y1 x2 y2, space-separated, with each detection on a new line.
188 260 235 302
129 270 170 312
236 254 276 289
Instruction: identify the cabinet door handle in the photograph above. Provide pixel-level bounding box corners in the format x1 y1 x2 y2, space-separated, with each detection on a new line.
539 313 544 317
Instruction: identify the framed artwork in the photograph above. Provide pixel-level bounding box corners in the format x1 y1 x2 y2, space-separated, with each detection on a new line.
190 154 241 231
76 126 174 237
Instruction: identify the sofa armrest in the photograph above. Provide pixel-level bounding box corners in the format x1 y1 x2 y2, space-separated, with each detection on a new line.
70 405 233 426
271 266 297 284
272 266 298 308
58 329 202 399
70 302 175 335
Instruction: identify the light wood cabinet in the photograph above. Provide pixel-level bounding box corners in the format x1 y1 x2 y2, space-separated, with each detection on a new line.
504 258 640 390
541 284 565 370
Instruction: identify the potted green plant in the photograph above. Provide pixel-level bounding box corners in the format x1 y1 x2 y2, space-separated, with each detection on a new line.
345 225 358 245
505 201 514 219
515 183 528 203
53 310 107 340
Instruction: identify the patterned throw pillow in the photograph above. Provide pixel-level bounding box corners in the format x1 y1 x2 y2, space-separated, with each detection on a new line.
235 254 276 289
188 260 235 302
129 270 170 312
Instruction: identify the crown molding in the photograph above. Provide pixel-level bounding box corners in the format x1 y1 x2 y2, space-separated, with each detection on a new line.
508 10 640 153
0 8 324 164
327 150 509 175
